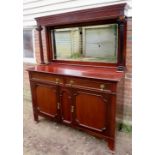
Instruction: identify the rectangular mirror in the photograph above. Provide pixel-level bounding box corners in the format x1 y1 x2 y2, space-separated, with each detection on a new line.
52 24 118 63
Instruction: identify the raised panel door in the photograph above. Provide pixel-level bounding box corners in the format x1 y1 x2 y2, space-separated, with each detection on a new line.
73 89 109 133
33 82 59 118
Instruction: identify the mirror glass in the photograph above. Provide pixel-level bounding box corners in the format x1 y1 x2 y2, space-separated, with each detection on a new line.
52 24 118 63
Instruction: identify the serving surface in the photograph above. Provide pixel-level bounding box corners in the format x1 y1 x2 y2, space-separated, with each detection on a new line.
27 63 124 81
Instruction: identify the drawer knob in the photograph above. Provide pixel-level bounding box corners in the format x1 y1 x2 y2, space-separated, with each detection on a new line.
69 80 74 86
55 78 59 84
100 84 105 90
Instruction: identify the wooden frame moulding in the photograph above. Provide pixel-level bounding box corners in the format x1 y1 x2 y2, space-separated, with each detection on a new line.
35 3 127 70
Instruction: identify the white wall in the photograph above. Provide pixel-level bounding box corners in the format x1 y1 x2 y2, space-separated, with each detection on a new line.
23 0 132 28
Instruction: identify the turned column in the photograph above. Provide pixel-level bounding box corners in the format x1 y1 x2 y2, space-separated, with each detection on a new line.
117 16 126 71
36 25 45 64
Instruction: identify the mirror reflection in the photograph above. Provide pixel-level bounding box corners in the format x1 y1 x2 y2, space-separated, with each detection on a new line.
52 24 118 63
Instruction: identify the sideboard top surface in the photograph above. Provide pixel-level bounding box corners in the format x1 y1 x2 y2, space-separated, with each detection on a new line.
27 63 124 82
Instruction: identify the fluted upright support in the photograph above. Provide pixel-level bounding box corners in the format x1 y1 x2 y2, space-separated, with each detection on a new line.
36 25 45 64
117 16 126 71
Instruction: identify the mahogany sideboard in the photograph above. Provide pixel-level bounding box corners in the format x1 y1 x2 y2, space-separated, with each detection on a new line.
27 63 124 151
27 3 127 151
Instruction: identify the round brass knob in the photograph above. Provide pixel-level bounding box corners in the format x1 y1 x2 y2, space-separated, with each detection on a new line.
100 84 105 90
69 80 74 86
55 78 59 84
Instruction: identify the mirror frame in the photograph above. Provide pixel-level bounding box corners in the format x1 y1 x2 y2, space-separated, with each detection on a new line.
35 3 127 70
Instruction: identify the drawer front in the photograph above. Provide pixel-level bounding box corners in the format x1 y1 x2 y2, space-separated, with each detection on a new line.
65 77 115 92
30 72 116 92
30 72 64 84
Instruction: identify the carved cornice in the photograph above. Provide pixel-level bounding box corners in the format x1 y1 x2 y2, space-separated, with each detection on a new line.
35 3 127 26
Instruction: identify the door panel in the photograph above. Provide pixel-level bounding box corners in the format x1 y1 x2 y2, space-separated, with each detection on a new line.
74 90 108 132
35 83 58 118
60 89 72 124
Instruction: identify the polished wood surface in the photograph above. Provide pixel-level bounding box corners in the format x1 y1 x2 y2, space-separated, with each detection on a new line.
31 82 59 119
74 90 107 132
35 4 126 26
28 3 126 152
35 3 127 70
36 25 45 64
60 88 72 124
28 63 124 81
28 63 124 151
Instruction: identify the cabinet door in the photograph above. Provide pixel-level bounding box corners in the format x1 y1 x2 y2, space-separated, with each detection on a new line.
32 82 59 119
73 89 109 133
60 88 72 124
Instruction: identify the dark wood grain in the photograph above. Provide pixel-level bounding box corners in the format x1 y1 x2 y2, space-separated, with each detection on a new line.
74 90 107 132
28 63 124 151
117 16 127 70
60 88 72 124
35 3 127 68
35 3 126 26
36 25 45 64
27 63 124 82
31 82 58 118
27 3 126 152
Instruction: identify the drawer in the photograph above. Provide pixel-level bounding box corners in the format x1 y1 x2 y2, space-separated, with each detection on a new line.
30 72 64 84
65 77 115 92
